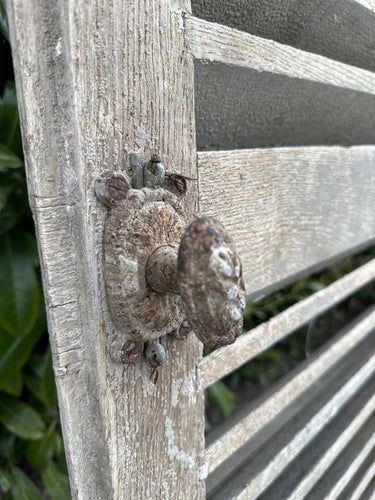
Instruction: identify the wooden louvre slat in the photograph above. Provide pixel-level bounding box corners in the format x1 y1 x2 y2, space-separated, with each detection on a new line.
200 259 375 388
207 333 375 499
191 0 375 72
306 418 375 500
198 147 375 300
186 16 375 94
204 307 375 477
339 452 375 500
258 395 375 499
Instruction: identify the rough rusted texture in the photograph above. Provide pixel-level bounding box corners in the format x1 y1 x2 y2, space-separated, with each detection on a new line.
165 172 189 196
146 245 179 294
144 154 165 188
120 340 144 364
95 171 130 206
176 319 193 340
104 183 185 342
178 217 246 348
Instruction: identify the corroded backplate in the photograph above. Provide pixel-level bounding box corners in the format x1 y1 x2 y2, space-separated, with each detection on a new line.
104 187 185 342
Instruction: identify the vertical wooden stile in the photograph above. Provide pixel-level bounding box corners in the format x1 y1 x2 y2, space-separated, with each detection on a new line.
6 0 204 498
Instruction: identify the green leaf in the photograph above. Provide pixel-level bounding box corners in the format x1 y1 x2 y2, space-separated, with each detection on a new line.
24 348 56 409
0 178 16 211
0 82 22 155
207 381 237 418
42 462 71 500
0 469 12 493
0 0 9 42
0 233 40 336
26 420 56 470
10 466 41 500
0 204 17 236
0 305 46 388
0 393 46 440
0 144 23 171
0 430 16 461
11 231 39 268
2 371 23 396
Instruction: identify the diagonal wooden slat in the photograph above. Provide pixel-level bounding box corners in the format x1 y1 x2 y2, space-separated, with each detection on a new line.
200 259 375 388
339 452 375 500
186 15 375 94
190 1 375 72
204 307 375 476
208 336 375 499
306 419 375 500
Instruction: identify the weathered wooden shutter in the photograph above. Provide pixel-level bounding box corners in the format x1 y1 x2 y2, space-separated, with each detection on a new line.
6 0 375 498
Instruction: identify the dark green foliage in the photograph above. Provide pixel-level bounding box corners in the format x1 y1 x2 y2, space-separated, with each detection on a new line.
0 17 71 499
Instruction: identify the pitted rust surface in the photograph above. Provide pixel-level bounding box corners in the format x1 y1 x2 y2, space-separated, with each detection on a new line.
97 171 246 353
95 171 129 206
177 217 246 347
120 340 144 364
104 186 185 342
146 245 179 294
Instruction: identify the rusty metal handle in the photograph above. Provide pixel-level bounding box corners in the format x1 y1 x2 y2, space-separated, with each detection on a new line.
146 217 246 348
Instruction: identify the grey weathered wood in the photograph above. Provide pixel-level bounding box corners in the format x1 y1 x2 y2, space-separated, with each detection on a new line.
307 419 375 500
208 334 375 499
195 61 375 150
187 16 375 94
191 0 375 71
204 306 375 476
6 1 205 499
200 258 375 388
279 396 375 500
198 147 375 298
336 452 375 500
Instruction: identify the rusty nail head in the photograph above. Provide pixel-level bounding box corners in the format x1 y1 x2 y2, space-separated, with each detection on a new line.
107 176 129 201
176 319 192 339
120 340 144 364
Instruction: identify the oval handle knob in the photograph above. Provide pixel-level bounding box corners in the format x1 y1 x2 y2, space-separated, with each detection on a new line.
146 217 246 347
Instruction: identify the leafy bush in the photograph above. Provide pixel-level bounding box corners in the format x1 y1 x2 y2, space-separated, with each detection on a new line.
0 11 70 499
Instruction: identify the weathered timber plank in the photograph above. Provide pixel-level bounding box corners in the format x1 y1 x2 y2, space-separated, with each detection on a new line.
187 16 375 94
6 1 204 499
200 259 375 388
198 147 375 298
191 0 375 72
335 451 375 500
194 61 375 150
204 306 375 476
259 394 375 499
208 334 375 499
307 419 375 500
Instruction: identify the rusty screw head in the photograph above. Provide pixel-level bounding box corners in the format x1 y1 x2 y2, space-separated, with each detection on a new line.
120 340 144 364
95 171 130 206
175 319 193 340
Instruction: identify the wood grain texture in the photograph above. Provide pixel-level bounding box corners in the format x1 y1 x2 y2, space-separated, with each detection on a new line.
6 1 205 499
198 147 375 298
258 387 375 500
194 61 375 150
191 0 375 72
187 16 375 94
200 258 375 388
204 307 375 476
208 333 375 499
307 420 375 500
340 455 375 500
